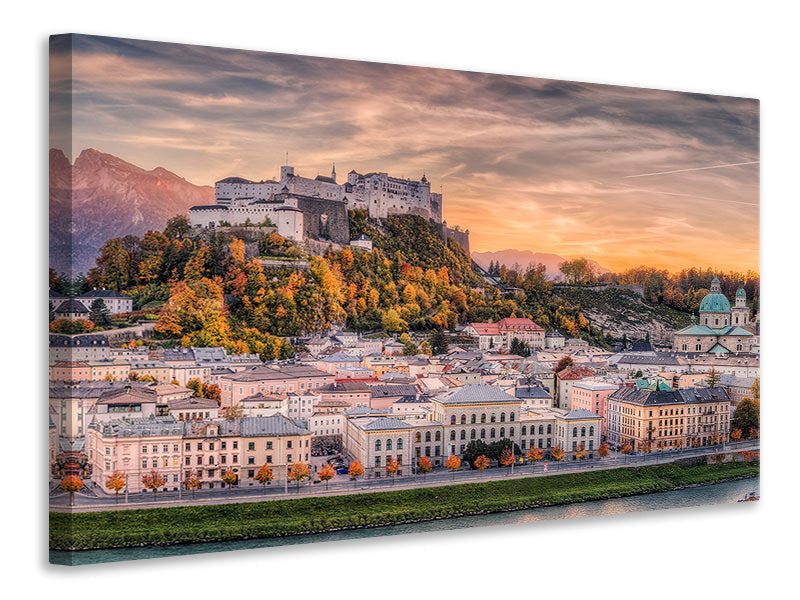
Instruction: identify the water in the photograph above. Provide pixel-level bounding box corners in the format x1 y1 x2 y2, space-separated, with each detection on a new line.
51 477 758 565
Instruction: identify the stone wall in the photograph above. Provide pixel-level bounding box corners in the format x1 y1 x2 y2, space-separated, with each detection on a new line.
295 197 350 245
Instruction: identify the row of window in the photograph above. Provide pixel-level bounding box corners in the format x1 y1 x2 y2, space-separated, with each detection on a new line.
448 412 516 425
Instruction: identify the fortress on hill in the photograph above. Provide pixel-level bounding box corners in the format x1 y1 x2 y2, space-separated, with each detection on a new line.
190 163 468 252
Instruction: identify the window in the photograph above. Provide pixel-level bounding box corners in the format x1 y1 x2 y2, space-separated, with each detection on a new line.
539 425 544 435
375 456 381 467
152 445 158 453
547 424 552 434
500 428 505 438
425 432 431 442
248 442 255 451
460 430 466 440
450 430 456 441
581 426 586 436
481 414 486 423
142 445 148 453
163 444 168 453
471 414 476 424
491 414 496 423
450 415 456 425
266 441 273 450
480 429 486 439
287 441 292 449
435 431 441 442
589 426 594 436
500 412 506 422
415 432 421 443
197 442 203 451
233 441 238 450
266 455 272 463
386 439 392 451
397 438 403 450
510 427 514 437
573 427 578 437
510 413 515 422
461 415 466 424
141 460 147 468
375 440 382 451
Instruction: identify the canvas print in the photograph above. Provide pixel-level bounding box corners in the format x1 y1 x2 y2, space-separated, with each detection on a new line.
48 34 760 566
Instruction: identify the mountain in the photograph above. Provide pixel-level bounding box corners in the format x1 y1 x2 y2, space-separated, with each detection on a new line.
49 148 214 276
472 249 610 280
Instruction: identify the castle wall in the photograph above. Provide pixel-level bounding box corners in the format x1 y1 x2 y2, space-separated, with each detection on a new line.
294 196 350 245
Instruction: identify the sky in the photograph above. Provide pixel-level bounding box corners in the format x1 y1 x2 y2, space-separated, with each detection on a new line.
50 34 760 274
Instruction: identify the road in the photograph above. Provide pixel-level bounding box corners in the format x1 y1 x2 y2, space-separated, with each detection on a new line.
50 441 759 512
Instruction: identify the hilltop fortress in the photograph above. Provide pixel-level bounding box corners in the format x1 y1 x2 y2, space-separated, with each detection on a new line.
189 163 468 252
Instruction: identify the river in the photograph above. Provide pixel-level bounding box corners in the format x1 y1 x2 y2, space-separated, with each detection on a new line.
51 476 758 566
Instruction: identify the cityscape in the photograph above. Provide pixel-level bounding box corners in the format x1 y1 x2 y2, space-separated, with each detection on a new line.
48 34 760 564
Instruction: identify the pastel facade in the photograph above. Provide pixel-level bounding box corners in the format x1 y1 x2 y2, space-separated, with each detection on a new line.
570 381 618 437
218 364 334 407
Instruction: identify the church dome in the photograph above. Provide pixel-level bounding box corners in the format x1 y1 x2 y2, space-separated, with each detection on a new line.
699 291 731 313
736 281 747 298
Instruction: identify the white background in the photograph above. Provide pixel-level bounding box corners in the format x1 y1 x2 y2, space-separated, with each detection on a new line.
2 1 795 596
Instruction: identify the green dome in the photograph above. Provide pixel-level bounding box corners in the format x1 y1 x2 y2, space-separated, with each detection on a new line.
699 292 731 313
736 286 747 298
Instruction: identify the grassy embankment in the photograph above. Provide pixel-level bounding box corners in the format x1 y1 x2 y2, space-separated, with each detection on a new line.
50 461 758 551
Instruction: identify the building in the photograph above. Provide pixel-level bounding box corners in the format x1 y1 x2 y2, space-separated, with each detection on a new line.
218 364 334 407
570 381 619 438
673 277 755 354
554 366 596 409
75 289 134 314
606 385 731 449
53 299 91 321
344 416 416 478
463 318 545 351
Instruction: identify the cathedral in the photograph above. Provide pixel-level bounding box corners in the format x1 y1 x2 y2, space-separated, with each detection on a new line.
672 277 756 354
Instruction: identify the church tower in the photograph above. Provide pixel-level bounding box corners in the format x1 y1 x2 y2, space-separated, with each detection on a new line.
732 280 750 326
331 163 336 183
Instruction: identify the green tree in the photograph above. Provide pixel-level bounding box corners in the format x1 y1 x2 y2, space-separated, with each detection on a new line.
164 215 190 240
89 298 112 327
732 397 759 433
428 328 449 355
706 367 722 388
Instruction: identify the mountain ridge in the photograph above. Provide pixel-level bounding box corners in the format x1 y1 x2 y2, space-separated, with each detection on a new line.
472 249 610 280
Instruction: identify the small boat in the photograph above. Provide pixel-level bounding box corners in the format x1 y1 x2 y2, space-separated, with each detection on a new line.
737 491 759 502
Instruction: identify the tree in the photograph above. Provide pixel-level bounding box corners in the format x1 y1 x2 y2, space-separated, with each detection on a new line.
164 215 190 240
348 460 364 487
706 367 721 388
551 445 565 461
597 441 610 461
445 454 461 479
385 457 400 483
105 471 126 504
60 475 83 506
474 454 490 471
185 470 201 498
288 462 311 490
428 328 449 355
141 470 166 501
620 442 633 455
254 464 274 492
751 377 760 401
417 456 433 480
186 378 204 397
730 428 742 442
575 442 586 460
749 427 759 440
89 298 112 327
499 447 514 473
221 404 244 420
462 440 490 467
554 356 574 373
732 398 760 433
221 469 237 491
526 447 543 463
318 463 335 490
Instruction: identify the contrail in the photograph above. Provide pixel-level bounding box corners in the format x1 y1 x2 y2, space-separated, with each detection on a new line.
623 161 759 178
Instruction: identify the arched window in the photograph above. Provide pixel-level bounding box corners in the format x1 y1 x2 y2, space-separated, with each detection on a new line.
522 426 527 436
435 431 441 441
386 439 392 451
425 431 431 442
460 430 466 440
450 415 456 425
573 427 578 437
481 414 486 423
471 414 476 424
547 424 552 434
415 432 421 443
510 427 515 437
581 426 586 436
471 429 476 439
589 426 594 437
450 430 456 441
375 440 381 451
397 438 403 449
490 428 496 438
491 414 496 423
500 412 506 422
510 413 515 422
539 425 544 435
461 415 467 425
500 427 505 438
480 429 486 439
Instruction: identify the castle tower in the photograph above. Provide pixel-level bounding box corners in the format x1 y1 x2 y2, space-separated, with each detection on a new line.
732 279 750 326
331 163 336 183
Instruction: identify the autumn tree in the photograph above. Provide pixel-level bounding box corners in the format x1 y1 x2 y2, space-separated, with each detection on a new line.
185 470 201 498
445 454 461 479
141 470 166 501
288 462 311 490
597 441 610 461
348 459 364 487
60 475 83 506
751 377 760 401
575 442 587 460
254 464 274 492
221 404 244 420
748 427 759 440
526 447 543 463
105 471 126 504
385 457 401 483
474 454 490 471
733 398 760 433
730 428 742 442
499 447 514 474
554 356 574 373
221 469 238 491
706 367 722 388
551 445 565 461
186 378 204 397
620 442 633 455
417 455 432 480
318 463 336 490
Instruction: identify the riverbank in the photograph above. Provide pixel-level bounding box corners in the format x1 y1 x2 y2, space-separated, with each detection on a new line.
50 461 758 557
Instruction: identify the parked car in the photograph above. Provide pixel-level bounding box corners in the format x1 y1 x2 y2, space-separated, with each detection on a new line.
336 467 350 475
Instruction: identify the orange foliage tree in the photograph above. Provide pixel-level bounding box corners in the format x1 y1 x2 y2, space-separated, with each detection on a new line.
575 443 586 460
730 428 742 442
348 460 364 487
254 464 274 492
185 470 201 498
221 469 238 491
417 456 432 479
445 454 461 479
499 447 514 473
385 457 401 483
474 454 490 471
105 471 126 504
749 427 759 440
288 462 311 490
141 470 166 501
60 475 83 506
551 445 565 461
318 463 336 490
597 442 610 461
621 442 633 455
527 447 543 463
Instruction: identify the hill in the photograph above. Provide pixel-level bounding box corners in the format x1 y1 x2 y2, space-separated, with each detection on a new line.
49 148 214 276
472 249 609 280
